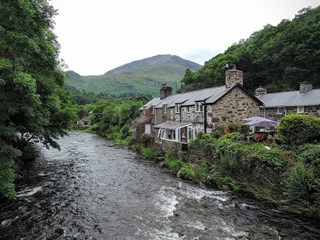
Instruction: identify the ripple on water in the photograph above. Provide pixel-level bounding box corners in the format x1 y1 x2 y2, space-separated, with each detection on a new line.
16 186 43 198
1 132 319 240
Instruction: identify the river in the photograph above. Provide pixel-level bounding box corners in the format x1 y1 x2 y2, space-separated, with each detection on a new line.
0 132 319 240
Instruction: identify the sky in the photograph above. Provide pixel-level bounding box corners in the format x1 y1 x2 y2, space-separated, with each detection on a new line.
50 0 320 76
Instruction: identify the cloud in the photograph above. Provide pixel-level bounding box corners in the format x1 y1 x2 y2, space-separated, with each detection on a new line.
51 0 320 75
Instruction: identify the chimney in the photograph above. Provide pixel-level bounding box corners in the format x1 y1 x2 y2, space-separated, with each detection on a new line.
160 82 172 99
225 66 243 88
299 81 312 93
255 86 267 96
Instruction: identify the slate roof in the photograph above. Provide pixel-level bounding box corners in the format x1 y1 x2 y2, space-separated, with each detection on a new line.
141 84 262 110
258 89 320 108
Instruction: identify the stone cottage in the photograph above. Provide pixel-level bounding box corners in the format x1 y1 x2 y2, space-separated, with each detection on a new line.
256 82 320 121
138 68 263 149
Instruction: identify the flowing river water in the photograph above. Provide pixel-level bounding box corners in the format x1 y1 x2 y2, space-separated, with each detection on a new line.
1 132 320 240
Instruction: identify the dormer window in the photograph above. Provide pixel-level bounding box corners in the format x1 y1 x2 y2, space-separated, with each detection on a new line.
195 102 204 112
175 103 181 113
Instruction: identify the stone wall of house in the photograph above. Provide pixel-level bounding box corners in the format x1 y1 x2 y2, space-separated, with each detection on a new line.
263 106 320 120
180 105 204 123
159 140 181 153
208 87 261 125
153 108 164 125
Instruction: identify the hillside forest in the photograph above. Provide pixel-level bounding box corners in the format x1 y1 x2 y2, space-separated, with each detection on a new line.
181 6 320 94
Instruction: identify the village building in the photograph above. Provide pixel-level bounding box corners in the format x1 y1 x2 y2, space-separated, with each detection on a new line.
77 111 93 129
137 68 263 150
256 82 320 121
137 68 320 150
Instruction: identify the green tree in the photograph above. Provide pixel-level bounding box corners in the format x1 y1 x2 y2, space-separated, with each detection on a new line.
278 114 320 145
180 6 320 93
0 0 76 199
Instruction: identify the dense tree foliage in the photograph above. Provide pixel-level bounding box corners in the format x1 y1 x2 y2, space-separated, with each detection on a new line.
181 6 320 93
278 114 320 145
0 0 76 199
89 97 147 143
65 85 152 105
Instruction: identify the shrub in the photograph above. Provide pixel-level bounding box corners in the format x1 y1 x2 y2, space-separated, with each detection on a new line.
122 136 135 146
287 161 316 203
278 114 320 145
165 149 176 161
192 160 210 183
258 147 293 170
228 123 241 133
211 137 244 160
163 159 184 172
163 149 184 172
298 144 320 166
222 132 242 141
141 147 163 159
216 152 238 176
240 124 250 135
178 165 195 180
120 124 131 138
211 124 225 138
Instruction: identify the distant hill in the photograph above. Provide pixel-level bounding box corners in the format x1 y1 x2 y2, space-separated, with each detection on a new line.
65 54 202 98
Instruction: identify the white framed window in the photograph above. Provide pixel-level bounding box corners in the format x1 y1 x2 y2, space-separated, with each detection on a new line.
194 123 204 135
175 104 181 113
277 107 282 114
160 129 176 141
143 109 146 115
188 127 194 141
145 124 151 134
297 106 305 113
167 129 176 140
195 102 204 112
163 104 167 114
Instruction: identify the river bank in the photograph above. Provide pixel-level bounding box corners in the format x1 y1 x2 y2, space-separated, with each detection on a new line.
133 132 320 221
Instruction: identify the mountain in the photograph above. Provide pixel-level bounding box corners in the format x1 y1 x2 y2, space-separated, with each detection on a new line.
65 54 202 98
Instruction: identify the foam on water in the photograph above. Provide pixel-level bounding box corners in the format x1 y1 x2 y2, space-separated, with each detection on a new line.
155 186 178 218
16 186 43 198
148 227 182 240
181 185 229 202
187 220 206 230
1 216 19 227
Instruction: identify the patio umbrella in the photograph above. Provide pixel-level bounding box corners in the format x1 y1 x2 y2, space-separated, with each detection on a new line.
244 119 277 128
244 116 277 128
243 116 275 122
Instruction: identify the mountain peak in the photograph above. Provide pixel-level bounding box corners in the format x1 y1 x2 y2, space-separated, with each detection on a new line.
66 54 202 98
105 54 201 74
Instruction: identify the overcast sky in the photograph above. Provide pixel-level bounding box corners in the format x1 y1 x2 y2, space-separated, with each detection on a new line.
50 0 320 75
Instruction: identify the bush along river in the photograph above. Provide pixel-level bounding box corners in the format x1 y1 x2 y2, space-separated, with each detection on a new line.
0 132 320 240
